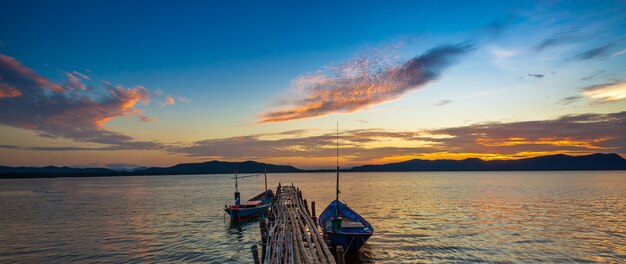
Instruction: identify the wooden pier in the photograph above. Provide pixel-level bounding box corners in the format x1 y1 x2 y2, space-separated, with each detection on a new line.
254 184 339 264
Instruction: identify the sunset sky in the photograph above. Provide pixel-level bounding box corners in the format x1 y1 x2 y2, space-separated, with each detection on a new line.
1 0 625 169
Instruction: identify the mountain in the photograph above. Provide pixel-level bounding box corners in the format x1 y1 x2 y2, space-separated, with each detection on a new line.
350 153 626 171
132 160 303 175
0 166 121 178
1 153 624 178
0 160 302 178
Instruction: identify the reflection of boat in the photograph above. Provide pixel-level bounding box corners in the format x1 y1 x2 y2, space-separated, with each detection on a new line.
224 171 273 222
319 123 374 253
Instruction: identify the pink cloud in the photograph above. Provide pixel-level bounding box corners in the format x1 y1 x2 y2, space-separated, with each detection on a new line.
0 85 22 98
0 53 158 148
257 43 472 123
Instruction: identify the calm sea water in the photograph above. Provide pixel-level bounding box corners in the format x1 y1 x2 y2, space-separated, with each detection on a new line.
0 172 625 263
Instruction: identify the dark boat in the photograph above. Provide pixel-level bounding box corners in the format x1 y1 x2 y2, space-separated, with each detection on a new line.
318 200 373 252
319 124 374 253
224 171 274 222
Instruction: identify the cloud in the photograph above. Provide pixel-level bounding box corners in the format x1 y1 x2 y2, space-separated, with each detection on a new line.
483 18 512 40
575 43 615 61
0 53 160 149
177 95 191 103
580 70 606 81
159 95 175 106
256 43 473 123
72 70 90 80
169 111 626 167
581 81 626 102
0 85 22 98
535 27 581 51
489 46 516 59
431 112 625 154
557 95 582 105
434 99 452 106
65 72 87 90
527 73 544 78
612 48 626 57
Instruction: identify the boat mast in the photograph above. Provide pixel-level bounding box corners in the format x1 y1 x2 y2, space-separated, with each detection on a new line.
234 171 241 206
335 122 339 216
264 169 268 197
235 171 238 192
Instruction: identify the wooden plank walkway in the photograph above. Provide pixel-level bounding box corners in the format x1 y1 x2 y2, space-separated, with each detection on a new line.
261 184 337 264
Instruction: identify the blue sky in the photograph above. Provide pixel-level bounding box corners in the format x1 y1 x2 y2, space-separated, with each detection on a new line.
0 0 625 168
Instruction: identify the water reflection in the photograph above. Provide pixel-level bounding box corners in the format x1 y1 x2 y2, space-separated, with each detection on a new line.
0 172 624 263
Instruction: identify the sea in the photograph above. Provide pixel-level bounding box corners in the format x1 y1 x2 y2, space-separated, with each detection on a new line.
0 171 624 263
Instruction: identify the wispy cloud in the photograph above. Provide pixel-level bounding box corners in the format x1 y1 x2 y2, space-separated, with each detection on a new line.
0 53 160 149
557 95 582 105
489 45 516 59
176 95 191 104
158 95 175 106
612 48 626 57
580 70 606 81
575 43 615 61
535 27 581 52
434 99 452 106
581 81 626 102
527 73 544 78
256 43 473 123
0 86 22 98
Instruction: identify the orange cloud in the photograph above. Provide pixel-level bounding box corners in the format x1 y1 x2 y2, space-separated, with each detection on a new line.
370 150 590 164
0 53 158 149
0 86 22 98
257 43 472 123
475 137 614 149
0 54 63 92
165 111 626 168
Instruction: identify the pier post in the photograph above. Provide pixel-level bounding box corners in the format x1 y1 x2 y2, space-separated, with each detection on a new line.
336 246 344 264
251 244 260 264
259 219 268 260
303 199 308 212
311 201 316 222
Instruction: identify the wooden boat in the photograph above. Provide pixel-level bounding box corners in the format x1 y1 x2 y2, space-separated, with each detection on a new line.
318 200 373 252
319 123 374 253
224 171 273 222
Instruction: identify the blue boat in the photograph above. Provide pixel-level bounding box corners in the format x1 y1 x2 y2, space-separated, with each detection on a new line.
318 200 374 253
224 171 274 222
319 124 374 253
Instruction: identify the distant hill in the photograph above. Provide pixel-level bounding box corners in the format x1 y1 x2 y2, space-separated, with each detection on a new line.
0 166 121 178
1 153 624 178
0 160 302 178
350 153 626 171
132 160 303 175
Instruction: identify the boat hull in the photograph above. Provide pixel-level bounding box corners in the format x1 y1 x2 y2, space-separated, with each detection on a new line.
225 204 270 222
319 200 374 253
327 231 372 253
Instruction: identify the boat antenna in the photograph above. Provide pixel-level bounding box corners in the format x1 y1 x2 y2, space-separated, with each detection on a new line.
235 171 238 193
264 168 268 197
234 171 241 206
335 122 339 216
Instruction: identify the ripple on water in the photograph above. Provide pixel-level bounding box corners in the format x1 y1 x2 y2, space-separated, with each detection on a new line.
0 172 625 263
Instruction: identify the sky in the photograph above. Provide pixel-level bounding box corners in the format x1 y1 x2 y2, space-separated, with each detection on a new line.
0 0 625 169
